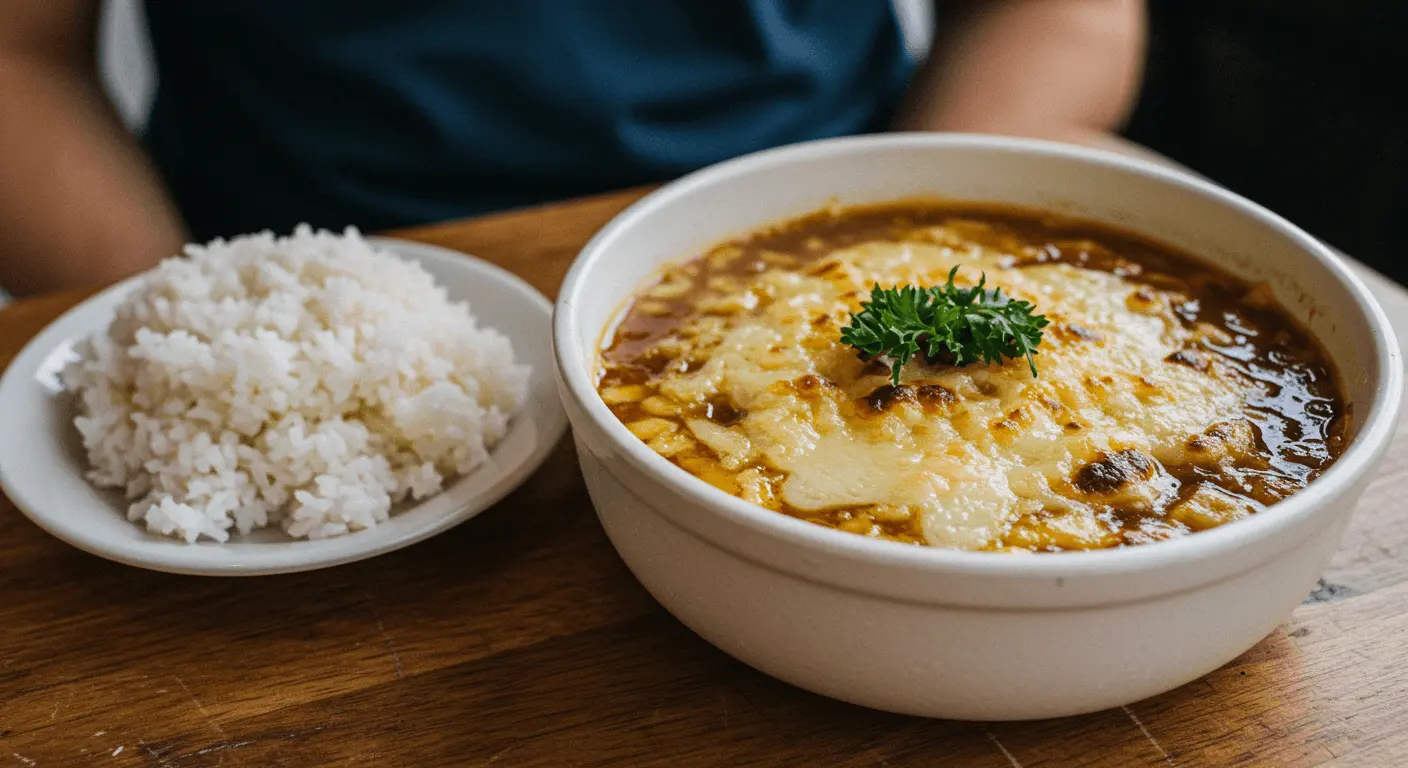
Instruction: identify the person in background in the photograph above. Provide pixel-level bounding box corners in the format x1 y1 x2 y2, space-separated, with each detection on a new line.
0 1 1145 297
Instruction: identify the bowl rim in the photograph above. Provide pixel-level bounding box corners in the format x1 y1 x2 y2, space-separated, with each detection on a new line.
553 132 1403 579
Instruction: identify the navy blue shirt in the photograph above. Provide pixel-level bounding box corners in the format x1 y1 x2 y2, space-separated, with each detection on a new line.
142 2 917 240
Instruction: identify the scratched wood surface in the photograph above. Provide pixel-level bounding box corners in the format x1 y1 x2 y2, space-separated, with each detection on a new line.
2 188 1406 768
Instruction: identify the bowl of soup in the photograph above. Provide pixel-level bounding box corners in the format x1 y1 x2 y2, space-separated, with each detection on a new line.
552 134 1402 720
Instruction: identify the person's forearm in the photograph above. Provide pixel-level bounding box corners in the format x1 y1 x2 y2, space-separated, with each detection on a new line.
0 54 185 296
893 0 1146 148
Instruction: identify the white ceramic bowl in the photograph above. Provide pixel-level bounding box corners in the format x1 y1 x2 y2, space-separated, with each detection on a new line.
552 134 1403 720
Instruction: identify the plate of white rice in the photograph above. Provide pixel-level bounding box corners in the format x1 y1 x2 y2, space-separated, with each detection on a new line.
0 227 566 575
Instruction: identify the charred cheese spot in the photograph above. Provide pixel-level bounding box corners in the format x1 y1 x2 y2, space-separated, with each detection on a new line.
704 396 746 426
1073 449 1156 495
915 384 958 411
861 384 916 414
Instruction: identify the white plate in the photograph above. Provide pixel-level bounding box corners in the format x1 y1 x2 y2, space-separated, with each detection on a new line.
0 238 566 576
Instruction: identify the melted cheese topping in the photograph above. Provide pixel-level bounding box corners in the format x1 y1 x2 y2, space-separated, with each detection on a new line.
644 240 1248 548
599 208 1344 552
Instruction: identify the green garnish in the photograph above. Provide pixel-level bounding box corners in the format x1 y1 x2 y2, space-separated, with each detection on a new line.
839 267 1050 386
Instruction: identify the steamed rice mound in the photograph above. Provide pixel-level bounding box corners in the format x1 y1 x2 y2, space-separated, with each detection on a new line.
61 225 530 543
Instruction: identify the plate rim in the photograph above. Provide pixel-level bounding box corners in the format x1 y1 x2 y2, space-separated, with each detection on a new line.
0 236 567 576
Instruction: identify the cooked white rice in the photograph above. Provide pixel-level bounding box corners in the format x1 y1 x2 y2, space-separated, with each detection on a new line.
61 225 530 543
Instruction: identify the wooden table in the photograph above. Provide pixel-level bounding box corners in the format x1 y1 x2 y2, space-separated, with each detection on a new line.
2 189 1406 767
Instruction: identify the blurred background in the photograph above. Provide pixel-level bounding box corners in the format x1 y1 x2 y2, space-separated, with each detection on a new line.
1124 1 1406 285
97 0 1406 283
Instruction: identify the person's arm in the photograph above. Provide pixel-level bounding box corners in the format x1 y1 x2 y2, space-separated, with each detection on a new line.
892 0 1163 161
0 0 185 297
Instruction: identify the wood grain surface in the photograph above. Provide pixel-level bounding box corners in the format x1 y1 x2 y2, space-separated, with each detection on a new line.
2 188 1405 767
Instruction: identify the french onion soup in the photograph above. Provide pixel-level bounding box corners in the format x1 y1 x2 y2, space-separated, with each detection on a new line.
596 201 1346 551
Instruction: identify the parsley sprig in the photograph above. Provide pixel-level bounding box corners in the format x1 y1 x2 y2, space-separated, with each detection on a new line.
839 267 1049 386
